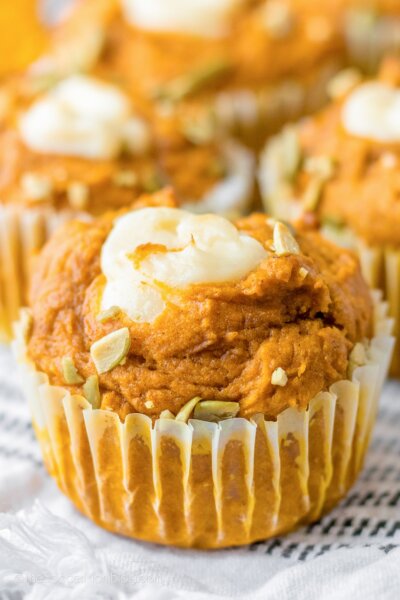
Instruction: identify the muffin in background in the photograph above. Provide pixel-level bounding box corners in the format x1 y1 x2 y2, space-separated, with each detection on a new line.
33 0 344 148
0 0 48 77
14 189 393 548
0 68 253 341
259 59 400 373
343 1 400 72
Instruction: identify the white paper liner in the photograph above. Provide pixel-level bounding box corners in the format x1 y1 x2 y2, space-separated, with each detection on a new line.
13 293 393 548
213 59 341 146
182 141 255 216
345 10 400 73
0 204 86 342
315 227 400 376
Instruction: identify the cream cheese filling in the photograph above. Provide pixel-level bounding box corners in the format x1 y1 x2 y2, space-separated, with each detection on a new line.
342 82 400 143
19 75 150 160
100 207 267 322
121 0 245 38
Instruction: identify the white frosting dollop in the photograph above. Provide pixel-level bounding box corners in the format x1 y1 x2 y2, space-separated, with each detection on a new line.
121 0 244 37
101 207 267 322
342 82 400 142
19 75 150 159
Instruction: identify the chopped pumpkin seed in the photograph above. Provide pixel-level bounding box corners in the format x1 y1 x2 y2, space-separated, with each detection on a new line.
113 170 138 188
154 58 231 103
175 396 202 423
301 176 324 212
62 356 84 385
67 182 89 210
273 222 300 256
96 306 121 323
90 328 131 374
21 173 53 202
83 375 101 409
193 400 240 422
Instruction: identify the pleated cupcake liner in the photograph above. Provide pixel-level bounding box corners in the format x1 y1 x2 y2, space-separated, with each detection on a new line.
319 226 400 377
12 292 393 548
212 59 341 149
355 241 400 376
0 204 86 342
345 11 400 74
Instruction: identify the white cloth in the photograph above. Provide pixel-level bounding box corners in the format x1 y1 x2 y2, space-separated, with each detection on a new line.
1 344 400 600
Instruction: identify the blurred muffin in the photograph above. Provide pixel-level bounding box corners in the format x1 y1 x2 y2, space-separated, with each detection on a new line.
343 1 400 72
259 59 400 372
0 70 253 341
14 189 393 548
0 0 48 77
32 0 344 147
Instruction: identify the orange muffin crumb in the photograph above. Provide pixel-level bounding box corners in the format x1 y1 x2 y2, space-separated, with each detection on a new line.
27 190 373 421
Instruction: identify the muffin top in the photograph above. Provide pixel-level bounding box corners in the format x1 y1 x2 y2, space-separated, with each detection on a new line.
36 0 342 114
260 60 400 247
25 189 373 422
0 72 252 214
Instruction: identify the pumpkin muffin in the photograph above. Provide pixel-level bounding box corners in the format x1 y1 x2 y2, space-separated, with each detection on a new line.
343 1 400 72
31 0 344 147
14 189 393 548
0 0 48 77
0 69 253 341
259 59 400 373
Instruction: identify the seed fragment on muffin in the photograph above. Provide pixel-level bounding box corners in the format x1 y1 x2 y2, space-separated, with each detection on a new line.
96 306 121 323
21 172 53 202
83 375 101 409
90 327 131 374
273 222 300 256
175 396 202 423
67 182 90 210
271 367 288 387
193 400 240 422
62 356 84 385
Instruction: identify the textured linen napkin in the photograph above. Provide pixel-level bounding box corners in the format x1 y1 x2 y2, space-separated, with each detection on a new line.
1 343 400 600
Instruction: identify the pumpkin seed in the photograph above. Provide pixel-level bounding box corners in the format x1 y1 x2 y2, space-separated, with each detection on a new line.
273 222 300 256
193 400 240 422
113 170 138 188
62 356 84 385
327 68 362 100
67 182 89 210
175 396 202 423
21 173 53 202
83 375 101 409
154 58 231 103
301 176 324 212
90 327 131 374
96 306 121 323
